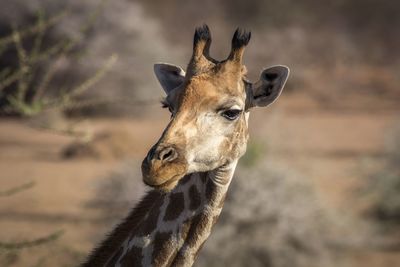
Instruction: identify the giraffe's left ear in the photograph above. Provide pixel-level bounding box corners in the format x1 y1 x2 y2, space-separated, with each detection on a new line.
248 65 289 108
154 63 186 94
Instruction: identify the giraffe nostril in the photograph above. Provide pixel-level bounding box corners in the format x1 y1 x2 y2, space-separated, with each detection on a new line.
158 147 177 162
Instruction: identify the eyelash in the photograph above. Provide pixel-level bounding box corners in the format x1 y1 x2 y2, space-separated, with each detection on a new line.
221 109 242 121
161 100 169 108
161 101 171 110
162 101 241 121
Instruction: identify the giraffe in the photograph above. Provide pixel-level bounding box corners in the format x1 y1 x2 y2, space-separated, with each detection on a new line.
82 25 289 267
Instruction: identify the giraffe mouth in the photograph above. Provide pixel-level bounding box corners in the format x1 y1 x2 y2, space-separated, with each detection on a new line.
144 173 183 191
141 156 187 191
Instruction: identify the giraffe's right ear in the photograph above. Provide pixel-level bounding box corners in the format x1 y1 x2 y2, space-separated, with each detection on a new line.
154 63 186 94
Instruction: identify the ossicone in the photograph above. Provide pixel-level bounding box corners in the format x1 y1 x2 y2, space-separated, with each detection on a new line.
192 24 212 60
231 28 251 51
228 28 251 63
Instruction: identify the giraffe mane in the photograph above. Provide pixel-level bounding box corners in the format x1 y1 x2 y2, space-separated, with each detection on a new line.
81 190 162 266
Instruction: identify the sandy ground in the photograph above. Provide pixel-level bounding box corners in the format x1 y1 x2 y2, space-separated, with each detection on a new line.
0 93 399 266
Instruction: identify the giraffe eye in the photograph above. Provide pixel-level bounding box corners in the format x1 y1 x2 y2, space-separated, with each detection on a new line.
221 109 241 121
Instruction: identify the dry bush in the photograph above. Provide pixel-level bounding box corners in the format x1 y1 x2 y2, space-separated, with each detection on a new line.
196 162 349 267
363 124 400 231
0 2 119 117
85 160 146 225
0 0 181 117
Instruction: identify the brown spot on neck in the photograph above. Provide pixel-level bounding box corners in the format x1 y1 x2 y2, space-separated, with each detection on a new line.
184 213 209 248
151 231 174 265
136 194 163 236
164 192 185 221
119 246 143 267
189 184 201 211
199 172 207 184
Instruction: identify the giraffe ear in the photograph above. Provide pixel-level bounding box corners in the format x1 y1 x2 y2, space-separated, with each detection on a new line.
154 63 186 94
249 65 289 108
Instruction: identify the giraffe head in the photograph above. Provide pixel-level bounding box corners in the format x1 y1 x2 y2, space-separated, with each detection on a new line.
142 25 289 191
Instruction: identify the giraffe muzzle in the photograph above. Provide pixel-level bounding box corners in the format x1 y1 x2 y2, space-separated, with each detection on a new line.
142 144 188 191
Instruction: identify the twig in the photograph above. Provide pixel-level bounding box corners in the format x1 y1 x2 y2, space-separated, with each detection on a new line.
0 69 22 92
12 28 30 102
80 0 108 35
0 67 11 80
31 38 73 63
0 11 68 47
0 0 112 117
68 54 118 98
30 11 46 60
0 230 64 250
33 55 64 102
30 122 92 140
0 181 36 197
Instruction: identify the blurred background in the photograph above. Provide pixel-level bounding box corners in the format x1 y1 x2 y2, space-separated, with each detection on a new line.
0 0 399 266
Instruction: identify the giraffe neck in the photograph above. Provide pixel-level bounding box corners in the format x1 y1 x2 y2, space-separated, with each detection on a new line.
86 161 237 267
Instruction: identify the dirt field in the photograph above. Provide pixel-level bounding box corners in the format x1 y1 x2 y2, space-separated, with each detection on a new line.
0 93 399 266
